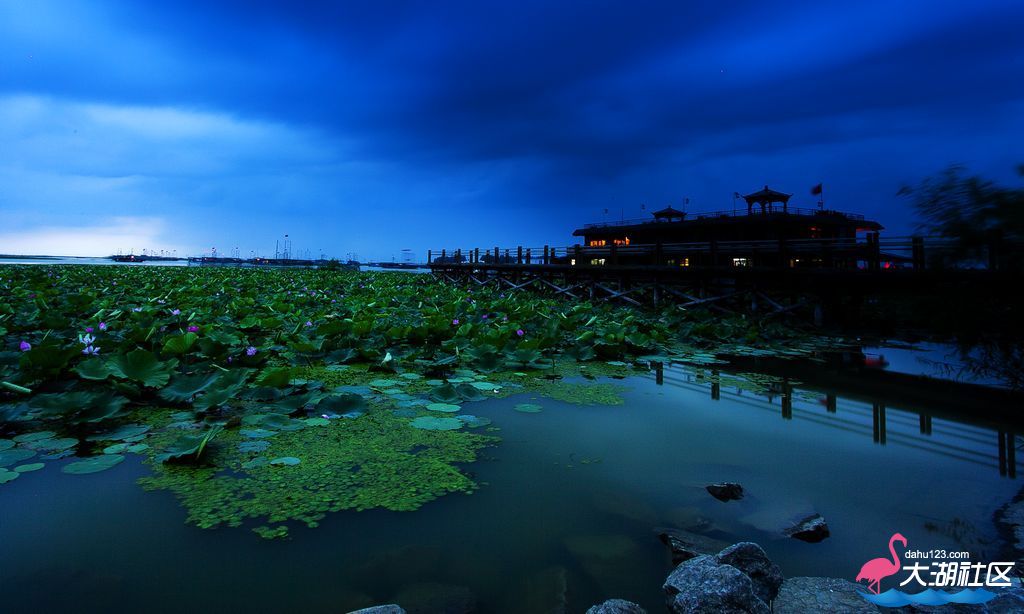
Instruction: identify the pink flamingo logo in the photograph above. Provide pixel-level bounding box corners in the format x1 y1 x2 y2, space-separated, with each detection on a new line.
856 532 908 594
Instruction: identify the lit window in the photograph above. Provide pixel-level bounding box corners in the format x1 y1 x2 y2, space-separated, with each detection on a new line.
570 258 576 266
680 258 690 267
590 258 606 266
732 257 749 267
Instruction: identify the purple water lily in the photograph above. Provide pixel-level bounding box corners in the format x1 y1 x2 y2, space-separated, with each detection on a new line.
80 333 96 346
132 307 143 312
246 346 258 356
85 326 94 333
305 320 313 327
18 340 31 352
516 329 525 337
98 322 107 331
187 325 199 333
452 318 460 326
82 345 100 356
171 308 181 316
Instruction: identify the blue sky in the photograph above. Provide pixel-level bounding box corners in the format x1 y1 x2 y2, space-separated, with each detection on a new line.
1 0 1022 259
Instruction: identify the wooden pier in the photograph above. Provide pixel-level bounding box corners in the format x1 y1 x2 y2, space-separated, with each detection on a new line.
427 235 1019 322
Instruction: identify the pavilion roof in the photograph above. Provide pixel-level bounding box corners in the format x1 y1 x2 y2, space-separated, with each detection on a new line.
743 186 792 204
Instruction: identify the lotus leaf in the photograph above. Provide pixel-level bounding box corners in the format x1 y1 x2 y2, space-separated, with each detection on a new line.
458 415 493 428
62 454 125 474
107 349 177 387
14 462 44 472
426 403 461 413
13 431 56 443
240 429 276 439
159 372 221 403
0 448 36 467
269 456 301 466
161 332 199 355
156 426 223 463
0 469 19 483
410 416 463 431
514 403 543 413
73 357 113 380
317 394 366 414
0 439 13 451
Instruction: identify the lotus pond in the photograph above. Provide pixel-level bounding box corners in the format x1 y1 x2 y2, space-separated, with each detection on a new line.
0 266 1018 612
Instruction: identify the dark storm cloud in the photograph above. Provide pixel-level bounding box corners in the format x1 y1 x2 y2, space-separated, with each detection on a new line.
1 0 1022 257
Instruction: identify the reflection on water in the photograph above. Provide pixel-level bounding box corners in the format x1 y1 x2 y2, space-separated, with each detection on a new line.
0 361 1020 613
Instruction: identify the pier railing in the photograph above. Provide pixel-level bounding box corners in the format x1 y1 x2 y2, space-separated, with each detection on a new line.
428 235 1012 272
580 207 865 230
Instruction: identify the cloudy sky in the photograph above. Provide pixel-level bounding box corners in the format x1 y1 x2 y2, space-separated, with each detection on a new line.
1 1 1022 259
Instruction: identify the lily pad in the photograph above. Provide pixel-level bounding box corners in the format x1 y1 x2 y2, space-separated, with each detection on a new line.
240 429 277 439
426 402 462 413
14 462 44 473
62 454 125 474
514 403 543 413
0 469 19 484
269 456 301 466
0 448 36 467
458 415 493 429
0 439 13 451
88 424 150 441
13 431 56 443
410 416 464 431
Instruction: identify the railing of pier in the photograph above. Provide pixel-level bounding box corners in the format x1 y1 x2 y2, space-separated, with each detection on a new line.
426 235 1012 272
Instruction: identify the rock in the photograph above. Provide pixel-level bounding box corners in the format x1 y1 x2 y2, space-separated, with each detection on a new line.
348 607 406 614
389 582 476 614
714 542 783 604
772 577 877 613
655 527 730 565
663 554 769 613
706 482 744 502
783 513 830 543
586 598 647 613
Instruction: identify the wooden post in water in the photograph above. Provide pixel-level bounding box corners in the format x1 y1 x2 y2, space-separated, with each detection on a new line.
517 246 523 264
543 245 549 265
711 369 720 401
441 249 446 263
455 249 461 264
494 246 499 264
919 412 932 434
781 382 792 420
474 248 480 264
526 248 531 264
427 250 432 265
1000 430 1008 476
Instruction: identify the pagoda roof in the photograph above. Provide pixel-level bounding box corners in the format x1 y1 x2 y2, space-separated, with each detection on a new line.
652 206 686 218
743 186 792 204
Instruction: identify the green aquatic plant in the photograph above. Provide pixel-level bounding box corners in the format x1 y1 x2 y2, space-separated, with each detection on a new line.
138 410 496 531
62 454 124 474
156 425 223 464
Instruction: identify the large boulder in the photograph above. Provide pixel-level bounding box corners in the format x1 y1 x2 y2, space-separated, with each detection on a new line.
714 542 783 605
585 598 647 613
706 482 744 502
772 577 877 613
663 554 770 613
783 513 830 543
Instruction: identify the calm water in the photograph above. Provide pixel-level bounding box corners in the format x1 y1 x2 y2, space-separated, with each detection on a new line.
0 363 1019 613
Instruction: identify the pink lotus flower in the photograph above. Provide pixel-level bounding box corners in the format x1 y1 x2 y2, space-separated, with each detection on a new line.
18 340 31 352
